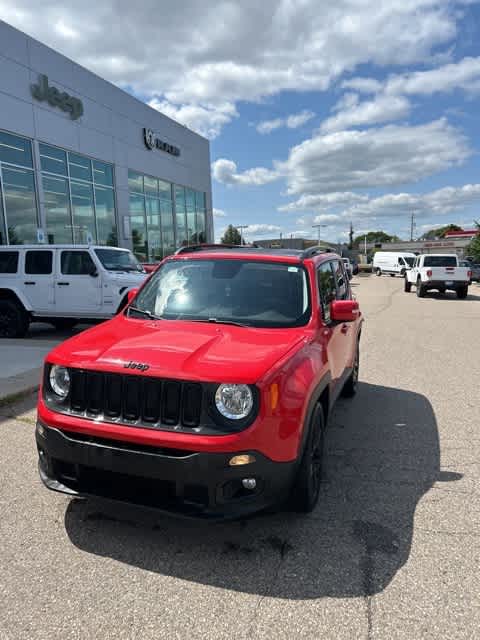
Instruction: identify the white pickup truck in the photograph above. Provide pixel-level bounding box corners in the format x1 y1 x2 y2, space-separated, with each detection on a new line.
404 254 471 299
0 245 147 338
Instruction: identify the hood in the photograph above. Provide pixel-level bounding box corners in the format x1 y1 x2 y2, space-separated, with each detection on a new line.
105 270 148 286
49 316 308 384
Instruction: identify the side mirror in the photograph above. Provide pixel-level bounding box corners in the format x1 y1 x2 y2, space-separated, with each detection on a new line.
330 299 360 323
89 266 98 277
127 288 138 304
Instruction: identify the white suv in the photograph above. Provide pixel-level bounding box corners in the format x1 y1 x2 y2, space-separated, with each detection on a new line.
0 245 147 338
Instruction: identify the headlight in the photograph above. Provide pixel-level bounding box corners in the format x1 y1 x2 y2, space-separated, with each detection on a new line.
215 384 253 420
49 365 70 398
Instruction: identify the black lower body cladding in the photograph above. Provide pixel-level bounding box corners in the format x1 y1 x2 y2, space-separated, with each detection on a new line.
36 422 296 520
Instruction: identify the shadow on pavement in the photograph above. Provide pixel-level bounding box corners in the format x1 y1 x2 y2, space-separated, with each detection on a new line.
64 382 456 598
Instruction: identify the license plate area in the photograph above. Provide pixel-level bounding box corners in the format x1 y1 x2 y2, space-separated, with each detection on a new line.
445 281 454 286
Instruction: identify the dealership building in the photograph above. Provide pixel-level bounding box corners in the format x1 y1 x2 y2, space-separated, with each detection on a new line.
0 20 213 260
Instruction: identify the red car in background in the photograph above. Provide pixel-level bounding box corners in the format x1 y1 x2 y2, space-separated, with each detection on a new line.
36 245 363 519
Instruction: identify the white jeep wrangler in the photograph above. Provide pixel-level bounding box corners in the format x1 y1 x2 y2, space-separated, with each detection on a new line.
0 245 147 338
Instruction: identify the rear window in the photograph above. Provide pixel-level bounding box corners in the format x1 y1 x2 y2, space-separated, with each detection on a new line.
423 256 457 267
25 251 53 274
0 251 18 273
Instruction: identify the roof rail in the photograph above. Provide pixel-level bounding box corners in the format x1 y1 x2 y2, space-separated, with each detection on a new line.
300 246 334 260
174 243 259 255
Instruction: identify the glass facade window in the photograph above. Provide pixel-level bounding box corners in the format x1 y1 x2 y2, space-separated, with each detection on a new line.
128 171 207 260
68 152 92 182
0 131 38 245
2 165 37 244
0 130 33 167
43 175 73 244
40 143 117 246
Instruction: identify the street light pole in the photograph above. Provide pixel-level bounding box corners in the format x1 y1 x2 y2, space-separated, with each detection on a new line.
312 223 327 244
236 225 249 245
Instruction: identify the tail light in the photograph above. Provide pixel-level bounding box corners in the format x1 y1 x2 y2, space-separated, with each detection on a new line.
468 270 472 278
426 269 432 278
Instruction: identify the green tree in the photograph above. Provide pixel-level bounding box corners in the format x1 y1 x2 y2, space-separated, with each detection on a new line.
419 224 463 240
221 224 242 245
352 231 400 248
466 222 480 262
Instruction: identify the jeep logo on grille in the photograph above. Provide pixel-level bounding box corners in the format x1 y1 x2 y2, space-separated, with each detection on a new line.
124 361 149 372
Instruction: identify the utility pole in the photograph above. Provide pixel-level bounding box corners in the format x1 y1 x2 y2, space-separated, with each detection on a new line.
349 222 354 249
236 225 249 245
312 223 327 245
410 212 416 241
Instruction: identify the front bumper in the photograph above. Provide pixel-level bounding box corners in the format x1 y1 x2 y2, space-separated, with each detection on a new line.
36 422 296 519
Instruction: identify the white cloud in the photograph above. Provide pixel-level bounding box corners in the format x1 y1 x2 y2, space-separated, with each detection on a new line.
257 110 315 134
212 158 280 186
343 56 480 97
1 1 465 137
213 208 227 218
337 183 480 225
279 192 368 212
246 224 282 236
282 119 470 196
148 99 237 139
320 94 410 132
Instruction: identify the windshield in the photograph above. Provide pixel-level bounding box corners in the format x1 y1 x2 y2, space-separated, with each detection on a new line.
131 259 311 328
405 257 415 267
423 256 457 267
95 248 144 272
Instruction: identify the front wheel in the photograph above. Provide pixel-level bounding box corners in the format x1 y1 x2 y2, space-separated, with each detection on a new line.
376 268 382 277
290 405 325 513
457 286 468 299
404 278 412 293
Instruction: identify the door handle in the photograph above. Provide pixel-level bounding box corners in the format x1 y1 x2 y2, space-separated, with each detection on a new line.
24 281 36 285
57 282 70 286
341 323 349 334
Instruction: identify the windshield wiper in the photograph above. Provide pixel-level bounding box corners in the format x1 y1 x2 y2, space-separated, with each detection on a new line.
190 317 252 328
127 306 162 320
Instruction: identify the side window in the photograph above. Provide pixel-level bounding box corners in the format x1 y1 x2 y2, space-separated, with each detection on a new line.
398 257 405 266
25 251 53 275
317 262 336 323
0 251 19 274
61 251 96 275
332 260 348 300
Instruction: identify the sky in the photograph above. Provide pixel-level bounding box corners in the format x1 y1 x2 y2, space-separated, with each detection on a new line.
2 1 480 243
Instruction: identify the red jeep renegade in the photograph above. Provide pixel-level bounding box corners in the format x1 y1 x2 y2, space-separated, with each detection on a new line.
36 245 362 518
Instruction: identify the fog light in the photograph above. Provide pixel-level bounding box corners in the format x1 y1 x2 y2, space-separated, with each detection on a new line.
241 478 257 490
229 454 256 466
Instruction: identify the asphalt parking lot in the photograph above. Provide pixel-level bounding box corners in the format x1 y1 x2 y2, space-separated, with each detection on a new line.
1 276 479 640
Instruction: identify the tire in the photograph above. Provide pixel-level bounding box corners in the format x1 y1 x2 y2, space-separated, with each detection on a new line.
416 279 426 298
400 268 406 277
0 299 29 338
342 342 360 398
457 286 468 299
290 404 325 513
404 278 412 293
50 318 78 331
376 268 382 277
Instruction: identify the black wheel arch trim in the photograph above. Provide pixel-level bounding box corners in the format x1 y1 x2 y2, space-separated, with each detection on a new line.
296 372 332 461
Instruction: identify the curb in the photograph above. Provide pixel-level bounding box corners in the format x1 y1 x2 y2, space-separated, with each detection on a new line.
0 384 39 408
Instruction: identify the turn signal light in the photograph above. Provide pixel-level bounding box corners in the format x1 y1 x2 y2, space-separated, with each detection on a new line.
426 269 433 277
229 454 256 466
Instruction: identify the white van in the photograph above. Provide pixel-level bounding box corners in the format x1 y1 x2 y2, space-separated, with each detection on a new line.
372 252 416 277
0 245 147 337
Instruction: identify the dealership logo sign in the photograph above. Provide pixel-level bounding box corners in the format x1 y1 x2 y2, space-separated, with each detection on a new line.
143 128 180 157
31 74 84 120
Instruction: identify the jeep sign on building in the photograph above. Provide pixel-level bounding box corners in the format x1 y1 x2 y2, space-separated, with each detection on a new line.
0 20 213 260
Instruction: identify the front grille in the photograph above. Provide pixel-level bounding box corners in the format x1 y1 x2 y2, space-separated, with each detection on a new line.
67 369 203 430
